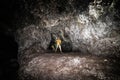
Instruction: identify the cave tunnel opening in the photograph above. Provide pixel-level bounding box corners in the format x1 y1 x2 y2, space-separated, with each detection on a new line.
47 33 73 53
0 33 19 80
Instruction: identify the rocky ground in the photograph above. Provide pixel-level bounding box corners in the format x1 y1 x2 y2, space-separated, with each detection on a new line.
19 52 120 80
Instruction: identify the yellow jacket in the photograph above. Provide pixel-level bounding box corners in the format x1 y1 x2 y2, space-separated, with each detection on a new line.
56 39 61 45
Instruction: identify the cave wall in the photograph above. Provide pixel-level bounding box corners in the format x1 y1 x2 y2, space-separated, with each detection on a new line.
1 0 120 80
14 0 120 56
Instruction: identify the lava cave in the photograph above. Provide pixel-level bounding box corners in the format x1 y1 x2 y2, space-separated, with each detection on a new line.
0 0 120 80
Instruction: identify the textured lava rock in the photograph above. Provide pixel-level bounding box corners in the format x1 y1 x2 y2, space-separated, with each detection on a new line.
1 0 120 80
19 54 120 80
15 0 120 56
11 0 120 80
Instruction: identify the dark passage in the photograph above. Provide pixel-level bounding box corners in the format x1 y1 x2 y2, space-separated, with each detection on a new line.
0 33 19 80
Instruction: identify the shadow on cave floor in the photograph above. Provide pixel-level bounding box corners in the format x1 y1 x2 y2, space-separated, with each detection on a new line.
0 33 19 80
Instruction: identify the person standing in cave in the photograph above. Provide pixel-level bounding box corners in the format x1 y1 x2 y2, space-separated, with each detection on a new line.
55 37 62 53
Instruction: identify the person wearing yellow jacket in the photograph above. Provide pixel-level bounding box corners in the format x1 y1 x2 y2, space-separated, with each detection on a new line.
55 37 62 53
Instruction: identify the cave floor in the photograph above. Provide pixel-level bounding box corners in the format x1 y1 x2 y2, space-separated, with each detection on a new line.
20 53 120 80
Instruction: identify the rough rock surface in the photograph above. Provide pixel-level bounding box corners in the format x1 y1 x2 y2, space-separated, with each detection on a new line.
1 0 120 80
19 53 120 80
15 0 120 55
4 0 119 80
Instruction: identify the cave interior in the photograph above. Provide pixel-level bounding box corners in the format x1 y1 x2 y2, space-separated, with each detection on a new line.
0 0 120 80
